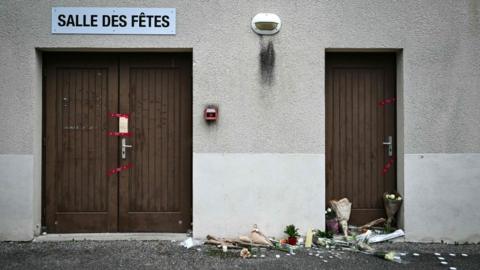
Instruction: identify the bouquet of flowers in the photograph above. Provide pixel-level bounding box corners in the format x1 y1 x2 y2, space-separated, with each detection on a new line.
329 198 352 238
383 192 403 230
373 251 406 264
325 207 339 234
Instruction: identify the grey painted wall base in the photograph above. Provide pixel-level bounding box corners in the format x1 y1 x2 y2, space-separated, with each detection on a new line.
0 154 34 241
193 153 325 238
404 154 480 243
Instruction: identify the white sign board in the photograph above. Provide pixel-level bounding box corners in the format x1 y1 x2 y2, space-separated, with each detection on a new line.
52 7 175 35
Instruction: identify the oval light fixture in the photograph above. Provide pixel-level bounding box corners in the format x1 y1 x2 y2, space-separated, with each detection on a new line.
251 13 281 35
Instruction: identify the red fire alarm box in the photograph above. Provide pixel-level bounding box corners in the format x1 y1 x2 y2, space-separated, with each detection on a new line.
204 106 218 121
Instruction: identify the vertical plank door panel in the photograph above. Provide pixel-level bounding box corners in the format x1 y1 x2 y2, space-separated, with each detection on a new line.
45 53 118 232
118 53 192 232
325 53 396 225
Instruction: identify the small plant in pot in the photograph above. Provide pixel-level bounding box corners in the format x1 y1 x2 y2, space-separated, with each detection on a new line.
325 207 339 234
284 224 300 245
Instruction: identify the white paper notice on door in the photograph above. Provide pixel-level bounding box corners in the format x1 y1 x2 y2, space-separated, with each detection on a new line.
119 117 128 133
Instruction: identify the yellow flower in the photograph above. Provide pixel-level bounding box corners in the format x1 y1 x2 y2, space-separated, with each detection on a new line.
385 251 395 261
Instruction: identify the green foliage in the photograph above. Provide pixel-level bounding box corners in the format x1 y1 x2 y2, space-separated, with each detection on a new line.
315 229 333 239
384 223 395 233
325 207 336 219
284 224 300 238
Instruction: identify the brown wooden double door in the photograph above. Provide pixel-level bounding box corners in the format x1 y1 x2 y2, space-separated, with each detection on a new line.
44 53 192 233
326 53 396 225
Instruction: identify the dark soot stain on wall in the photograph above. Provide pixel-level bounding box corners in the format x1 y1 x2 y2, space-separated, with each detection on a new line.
259 40 275 85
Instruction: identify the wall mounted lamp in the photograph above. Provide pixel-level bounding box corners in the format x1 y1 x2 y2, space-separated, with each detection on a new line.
251 13 281 35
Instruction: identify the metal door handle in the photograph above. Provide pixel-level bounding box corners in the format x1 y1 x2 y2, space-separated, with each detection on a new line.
121 138 132 159
383 136 393 157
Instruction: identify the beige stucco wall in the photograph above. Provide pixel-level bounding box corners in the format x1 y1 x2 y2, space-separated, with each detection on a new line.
0 0 479 241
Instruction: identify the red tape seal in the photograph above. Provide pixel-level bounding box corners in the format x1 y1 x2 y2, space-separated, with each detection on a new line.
107 163 133 176
107 131 132 137
382 158 395 176
109 112 129 119
378 97 396 107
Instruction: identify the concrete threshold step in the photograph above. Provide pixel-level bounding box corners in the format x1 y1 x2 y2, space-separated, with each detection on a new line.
34 233 188 242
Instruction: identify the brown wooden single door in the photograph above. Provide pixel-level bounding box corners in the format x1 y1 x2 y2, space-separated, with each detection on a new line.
44 54 119 232
325 53 396 225
44 53 192 233
118 54 192 232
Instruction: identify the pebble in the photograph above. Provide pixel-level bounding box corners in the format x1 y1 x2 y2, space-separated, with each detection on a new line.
449 267 457 270
438 257 445 260
323 260 328 263
275 255 280 259
449 253 456 257
461 253 468 257
434 253 441 256
441 261 448 265
413 253 420 256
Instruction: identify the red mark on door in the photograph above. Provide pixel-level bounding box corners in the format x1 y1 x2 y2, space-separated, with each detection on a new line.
382 158 395 175
109 112 129 119
107 163 133 176
378 97 396 107
107 131 132 137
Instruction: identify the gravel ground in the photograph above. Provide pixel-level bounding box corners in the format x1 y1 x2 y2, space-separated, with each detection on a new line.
0 240 479 270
